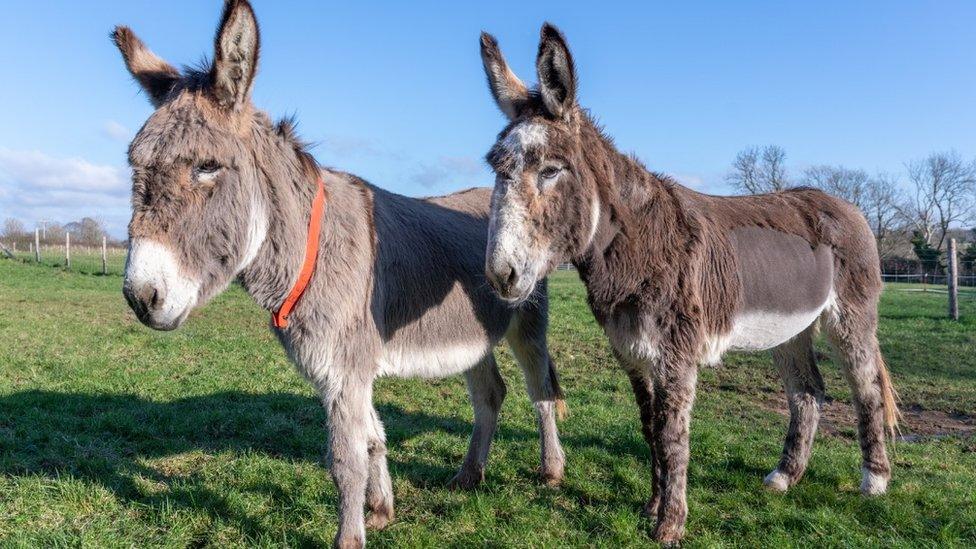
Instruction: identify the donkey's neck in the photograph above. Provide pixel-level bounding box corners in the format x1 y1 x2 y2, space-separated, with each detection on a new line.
237 139 367 315
578 122 680 251
573 120 689 302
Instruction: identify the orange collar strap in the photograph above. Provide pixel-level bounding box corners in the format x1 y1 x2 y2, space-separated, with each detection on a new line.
272 176 326 329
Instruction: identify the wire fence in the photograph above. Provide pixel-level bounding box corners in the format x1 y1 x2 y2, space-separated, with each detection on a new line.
2 234 127 276
3 236 975 296
880 258 976 288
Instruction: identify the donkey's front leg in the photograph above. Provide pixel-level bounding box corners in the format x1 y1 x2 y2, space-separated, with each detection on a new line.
651 362 698 545
325 375 373 549
621 364 662 517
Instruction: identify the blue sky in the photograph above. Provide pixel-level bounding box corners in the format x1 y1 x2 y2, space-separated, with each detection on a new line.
1 1 974 238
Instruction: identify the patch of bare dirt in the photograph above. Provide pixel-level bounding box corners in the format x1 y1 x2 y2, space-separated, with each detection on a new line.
760 394 976 442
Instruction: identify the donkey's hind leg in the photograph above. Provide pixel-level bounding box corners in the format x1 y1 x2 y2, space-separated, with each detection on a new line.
822 302 895 495
764 324 825 492
506 304 567 486
448 354 506 490
364 406 394 530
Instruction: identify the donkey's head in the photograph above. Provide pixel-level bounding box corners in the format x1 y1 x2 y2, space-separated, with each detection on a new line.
115 0 272 330
480 25 601 302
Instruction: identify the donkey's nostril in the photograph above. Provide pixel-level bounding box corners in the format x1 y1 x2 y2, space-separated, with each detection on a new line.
135 284 165 312
505 265 519 287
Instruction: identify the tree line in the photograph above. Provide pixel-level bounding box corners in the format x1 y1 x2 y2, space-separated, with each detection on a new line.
725 146 976 268
1 217 123 248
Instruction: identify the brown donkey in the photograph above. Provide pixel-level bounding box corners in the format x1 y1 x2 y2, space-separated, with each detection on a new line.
113 2 567 547
479 24 897 544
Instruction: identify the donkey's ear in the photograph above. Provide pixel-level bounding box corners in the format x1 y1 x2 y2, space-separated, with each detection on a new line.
111 26 180 108
535 23 577 119
480 32 530 120
211 0 260 109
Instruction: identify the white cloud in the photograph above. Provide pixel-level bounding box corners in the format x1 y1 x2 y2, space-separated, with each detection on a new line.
671 172 735 195
411 156 486 189
101 120 132 142
0 148 131 237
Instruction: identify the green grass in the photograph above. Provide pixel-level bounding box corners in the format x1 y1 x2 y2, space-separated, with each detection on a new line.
8 247 128 276
0 260 973 547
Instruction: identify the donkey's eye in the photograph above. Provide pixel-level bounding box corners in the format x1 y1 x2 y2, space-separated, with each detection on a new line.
539 166 561 181
194 161 222 182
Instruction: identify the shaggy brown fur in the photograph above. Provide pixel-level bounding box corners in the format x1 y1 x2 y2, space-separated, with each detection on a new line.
480 23 897 544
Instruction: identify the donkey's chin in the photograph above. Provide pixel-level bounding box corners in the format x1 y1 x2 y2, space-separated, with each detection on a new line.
496 283 536 305
135 306 193 332
150 311 191 331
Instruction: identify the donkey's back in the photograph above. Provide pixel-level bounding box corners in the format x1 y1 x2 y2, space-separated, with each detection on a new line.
365 183 531 370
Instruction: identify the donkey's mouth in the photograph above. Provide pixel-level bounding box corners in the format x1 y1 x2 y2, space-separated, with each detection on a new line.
142 309 190 331
125 294 191 331
122 285 193 331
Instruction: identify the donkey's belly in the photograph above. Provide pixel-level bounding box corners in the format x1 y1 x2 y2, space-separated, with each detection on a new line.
724 226 835 352
726 304 828 351
376 341 494 378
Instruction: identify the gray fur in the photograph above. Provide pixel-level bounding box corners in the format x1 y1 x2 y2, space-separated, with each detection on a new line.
114 3 566 547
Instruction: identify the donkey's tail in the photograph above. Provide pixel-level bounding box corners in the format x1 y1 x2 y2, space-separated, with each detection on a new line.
548 358 568 421
876 348 900 440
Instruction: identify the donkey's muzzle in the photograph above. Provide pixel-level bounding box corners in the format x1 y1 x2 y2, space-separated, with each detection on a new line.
123 281 179 331
486 259 530 303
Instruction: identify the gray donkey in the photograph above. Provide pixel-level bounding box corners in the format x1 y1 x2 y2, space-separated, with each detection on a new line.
113 2 566 547
479 25 897 545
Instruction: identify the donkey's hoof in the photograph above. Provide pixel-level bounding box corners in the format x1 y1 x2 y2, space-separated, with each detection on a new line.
333 535 364 549
763 469 791 492
447 467 484 491
365 503 394 531
540 463 565 487
860 467 889 496
653 522 685 547
542 473 563 487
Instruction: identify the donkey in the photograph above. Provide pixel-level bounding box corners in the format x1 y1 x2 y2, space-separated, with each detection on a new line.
478 24 898 544
113 2 567 547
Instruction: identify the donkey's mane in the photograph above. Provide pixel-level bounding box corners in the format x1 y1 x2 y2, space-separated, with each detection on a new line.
272 114 321 179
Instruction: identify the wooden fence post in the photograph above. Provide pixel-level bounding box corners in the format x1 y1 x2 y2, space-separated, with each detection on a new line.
65 232 71 270
948 238 959 321
34 229 40 262
102 236 108 275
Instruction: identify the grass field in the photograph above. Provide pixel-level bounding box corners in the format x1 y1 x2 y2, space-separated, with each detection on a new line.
1 260 974 547
8 246 128 276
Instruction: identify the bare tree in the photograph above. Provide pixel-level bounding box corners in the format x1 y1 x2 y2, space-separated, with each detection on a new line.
864 173 902 258
802 166 904 258
801 165 870 210
65 217 107 245
726 145 791 194
896 151 976 251
2 218 25 239
44 223 66 243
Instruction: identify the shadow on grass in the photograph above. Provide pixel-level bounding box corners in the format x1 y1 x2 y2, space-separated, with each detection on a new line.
0 390 895 544
0 390 547 541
